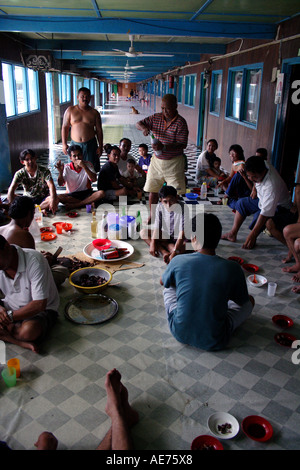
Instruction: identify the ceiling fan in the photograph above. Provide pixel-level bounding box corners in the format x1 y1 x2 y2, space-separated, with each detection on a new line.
112 35 174 58
124 60 143 70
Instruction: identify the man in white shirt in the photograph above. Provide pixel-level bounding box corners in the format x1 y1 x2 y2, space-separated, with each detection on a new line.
0 235 59 352
221 156 297 249
56 145 105 210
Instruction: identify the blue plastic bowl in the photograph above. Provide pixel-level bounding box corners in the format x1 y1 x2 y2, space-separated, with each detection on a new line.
185 192 198 200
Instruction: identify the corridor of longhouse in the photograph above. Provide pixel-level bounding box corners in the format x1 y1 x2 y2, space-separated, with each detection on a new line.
0 1 300 452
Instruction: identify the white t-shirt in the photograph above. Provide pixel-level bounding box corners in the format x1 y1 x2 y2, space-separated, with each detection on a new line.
123 168 140 179
196 151 211 173
117 154 134 176
0 246 59 312
255 164 291 217
154 201 186 240
63 161 95 193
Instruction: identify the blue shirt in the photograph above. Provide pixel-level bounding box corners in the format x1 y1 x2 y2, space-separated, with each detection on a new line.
162 252 249 351
138 154 152 170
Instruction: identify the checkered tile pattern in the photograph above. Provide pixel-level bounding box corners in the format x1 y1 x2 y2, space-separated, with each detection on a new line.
1 98 300 450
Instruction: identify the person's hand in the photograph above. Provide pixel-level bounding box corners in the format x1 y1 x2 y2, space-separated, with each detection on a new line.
152 140 163 151
143 128 150 136
238 168 247 179
62 144 68 156
242 233 257 250
55 160 64 172
0 306 11 327
41 251 55 266
96 146 102 156
49 196 59 215
250 187 257 199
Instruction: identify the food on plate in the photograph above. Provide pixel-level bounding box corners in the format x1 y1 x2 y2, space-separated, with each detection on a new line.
217 423 232 434
76 273 107 287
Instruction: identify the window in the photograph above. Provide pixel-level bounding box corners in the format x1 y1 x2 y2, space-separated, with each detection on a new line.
2 62 39 118
58 74 71 103
226 64 263 127
210 71 222 115
177 76 183 103
184 74 196 107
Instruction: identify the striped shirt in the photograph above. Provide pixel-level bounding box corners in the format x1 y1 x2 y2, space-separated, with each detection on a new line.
140 112 188 160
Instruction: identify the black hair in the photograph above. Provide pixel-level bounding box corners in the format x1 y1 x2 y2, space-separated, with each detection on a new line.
67 145 83 157
229 144 245 161
119 137 132 146
19 149 36 162
158 185 177 199
139 143 148 151
8 196 35 220
192 213 222 250
127 159 136 165
162 93 177 108
207 139 218 150
256 148 268 160
213 156 221 164
245 155 267 174
104 143 121 158
77 87 90 95
0 234 7 250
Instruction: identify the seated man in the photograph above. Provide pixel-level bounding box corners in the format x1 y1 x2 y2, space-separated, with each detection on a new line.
0 196 69 287
56 145 105 210
141 185 188 264
161 213 254 351
221 156 297 249
282 184 300 293
0 235 59 352
7 149 59 215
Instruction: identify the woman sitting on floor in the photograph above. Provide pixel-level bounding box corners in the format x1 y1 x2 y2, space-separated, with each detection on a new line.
196 139 221 188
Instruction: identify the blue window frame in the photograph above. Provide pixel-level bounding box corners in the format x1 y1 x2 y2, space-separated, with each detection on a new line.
2 62 40 118
184 74 196 107
226 64 263 128
210 71 222 116
177 76 183 103
58 74 71 104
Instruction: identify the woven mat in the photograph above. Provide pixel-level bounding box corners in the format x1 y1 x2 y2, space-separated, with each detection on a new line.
72 252 144 274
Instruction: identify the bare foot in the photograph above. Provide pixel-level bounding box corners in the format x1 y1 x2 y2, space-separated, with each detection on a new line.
282 255 293 264
105 368 123 419
34 432 58 450
292 272 300 283
0 329 39 352
221 232 237 242
282 264 300 273
292 285 300 293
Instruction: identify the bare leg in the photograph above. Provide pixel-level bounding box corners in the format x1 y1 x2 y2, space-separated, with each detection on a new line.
60 191 105 210
34 432 58 450
97 369 137 450
292 285 300 293
266 219 287 246
0 322 40 352
221 211 245 242
282 224 300 273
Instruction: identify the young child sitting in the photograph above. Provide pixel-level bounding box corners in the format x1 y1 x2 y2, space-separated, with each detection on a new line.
138 144 152 172
140 185 189 264
123 159 144 198
210 157 226 181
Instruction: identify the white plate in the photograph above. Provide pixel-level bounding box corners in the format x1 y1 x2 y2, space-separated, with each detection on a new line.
247 274 267 287
207 412 239 439
83 239 134 262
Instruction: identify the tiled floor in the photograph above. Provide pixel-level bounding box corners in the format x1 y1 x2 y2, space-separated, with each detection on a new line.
1 98 300 450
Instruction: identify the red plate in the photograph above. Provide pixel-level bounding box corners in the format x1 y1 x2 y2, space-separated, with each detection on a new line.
92 239 112 251
274 332 297 347
41 232 57 241
228 256 244 265
242 416 273 442
66 212 78 218
52 222 64 227
191 435 223 450
40 226 54 233
62 223 73 231
272 315 294 329
242 263 259 273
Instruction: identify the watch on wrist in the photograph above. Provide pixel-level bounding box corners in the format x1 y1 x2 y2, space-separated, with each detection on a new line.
6 310 14 322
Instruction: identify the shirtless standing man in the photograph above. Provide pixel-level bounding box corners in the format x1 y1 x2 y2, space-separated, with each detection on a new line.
61 87 103 173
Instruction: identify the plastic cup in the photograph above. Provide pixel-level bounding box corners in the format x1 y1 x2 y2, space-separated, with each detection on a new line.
56 223 63 234
86 204 92 213
222 198 228 205
268 282 277 296
7 358 20 378
1 366 16 387
214 188 219 196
